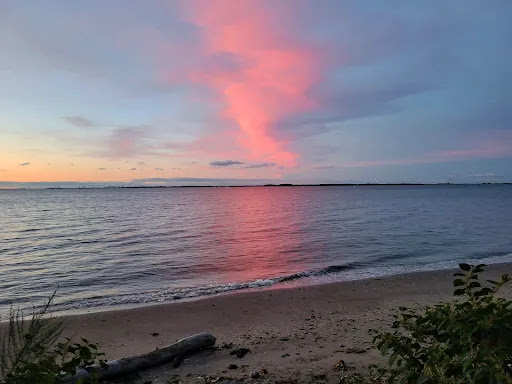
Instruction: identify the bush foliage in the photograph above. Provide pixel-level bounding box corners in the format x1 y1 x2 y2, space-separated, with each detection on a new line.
0 292 107 384
348 263 512 384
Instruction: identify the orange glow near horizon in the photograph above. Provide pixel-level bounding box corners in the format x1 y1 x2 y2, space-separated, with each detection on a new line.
182 1 320 167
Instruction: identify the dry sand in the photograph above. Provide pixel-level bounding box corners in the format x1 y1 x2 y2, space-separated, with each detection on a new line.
60 263 512 383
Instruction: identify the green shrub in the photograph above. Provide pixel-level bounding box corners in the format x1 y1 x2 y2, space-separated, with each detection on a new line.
348 264 512 383
0 292 107 384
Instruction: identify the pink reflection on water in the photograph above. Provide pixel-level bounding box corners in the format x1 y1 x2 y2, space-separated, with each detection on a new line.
208 187 308 283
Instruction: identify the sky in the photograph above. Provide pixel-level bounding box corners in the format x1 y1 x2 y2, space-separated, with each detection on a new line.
1 0 512 187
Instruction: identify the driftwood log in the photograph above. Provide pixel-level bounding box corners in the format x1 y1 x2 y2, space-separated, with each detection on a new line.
58 332 216 383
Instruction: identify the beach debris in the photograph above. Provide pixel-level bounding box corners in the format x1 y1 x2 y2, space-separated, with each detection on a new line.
58 332 216 383
279 336 290 341
334 359 347 372
345 347 367 354
151 332 160 337
249 370 260 379
229 347 250 358
228 363 238 369
221 342 234 349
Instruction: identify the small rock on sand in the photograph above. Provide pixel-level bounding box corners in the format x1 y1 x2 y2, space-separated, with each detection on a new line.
345 347 367 354
250 371 260 379
229 347 250 358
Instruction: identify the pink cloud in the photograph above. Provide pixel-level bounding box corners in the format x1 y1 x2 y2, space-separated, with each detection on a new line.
171 0 324 167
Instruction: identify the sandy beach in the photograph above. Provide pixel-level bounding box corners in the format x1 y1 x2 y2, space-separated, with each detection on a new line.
55 263 512 383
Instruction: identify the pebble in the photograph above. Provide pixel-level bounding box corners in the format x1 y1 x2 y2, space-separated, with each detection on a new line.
250 371 260 379
230 347 250 358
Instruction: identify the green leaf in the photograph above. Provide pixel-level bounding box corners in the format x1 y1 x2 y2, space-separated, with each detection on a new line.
468 281 481 289
417 376 431 384
459 263 471 271
454 289 466 296
389 351 399 365
453 279 465 287
474 287 493 297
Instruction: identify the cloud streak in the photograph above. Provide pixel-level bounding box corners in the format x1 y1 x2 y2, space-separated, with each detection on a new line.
19 162 30 166
313 165 337 170
63 116 98 128
209 160 245 167
469 173 502 178
244 162 276 169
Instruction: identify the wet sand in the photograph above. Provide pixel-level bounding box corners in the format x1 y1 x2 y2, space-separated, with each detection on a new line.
59 263 512 383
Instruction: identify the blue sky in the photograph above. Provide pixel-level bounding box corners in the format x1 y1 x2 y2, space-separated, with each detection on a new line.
1 0 511 187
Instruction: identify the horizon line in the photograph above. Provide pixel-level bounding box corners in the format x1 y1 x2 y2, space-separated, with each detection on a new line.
1 182 511 190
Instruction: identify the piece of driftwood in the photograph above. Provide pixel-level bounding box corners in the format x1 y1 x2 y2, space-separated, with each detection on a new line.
58 332 216 383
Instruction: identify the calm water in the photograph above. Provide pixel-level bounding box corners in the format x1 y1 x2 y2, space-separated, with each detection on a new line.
1 185 511 315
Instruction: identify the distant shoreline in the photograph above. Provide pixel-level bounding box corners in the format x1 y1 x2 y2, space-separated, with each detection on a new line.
1 182 511 190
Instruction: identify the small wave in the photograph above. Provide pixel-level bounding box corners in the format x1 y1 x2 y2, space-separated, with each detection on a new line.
29 252 512 315
42 263 359 313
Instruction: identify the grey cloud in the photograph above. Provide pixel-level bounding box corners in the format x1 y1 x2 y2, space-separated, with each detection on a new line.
276 82 429 140
98 167 107 170
63 116 98 128
209 160 245 167
129 168 137 171
155 168 164 171
244 163 276 169
313 165 337 170
19 162 30 166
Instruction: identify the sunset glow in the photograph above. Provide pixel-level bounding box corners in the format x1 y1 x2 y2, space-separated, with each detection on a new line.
1 1 511 187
